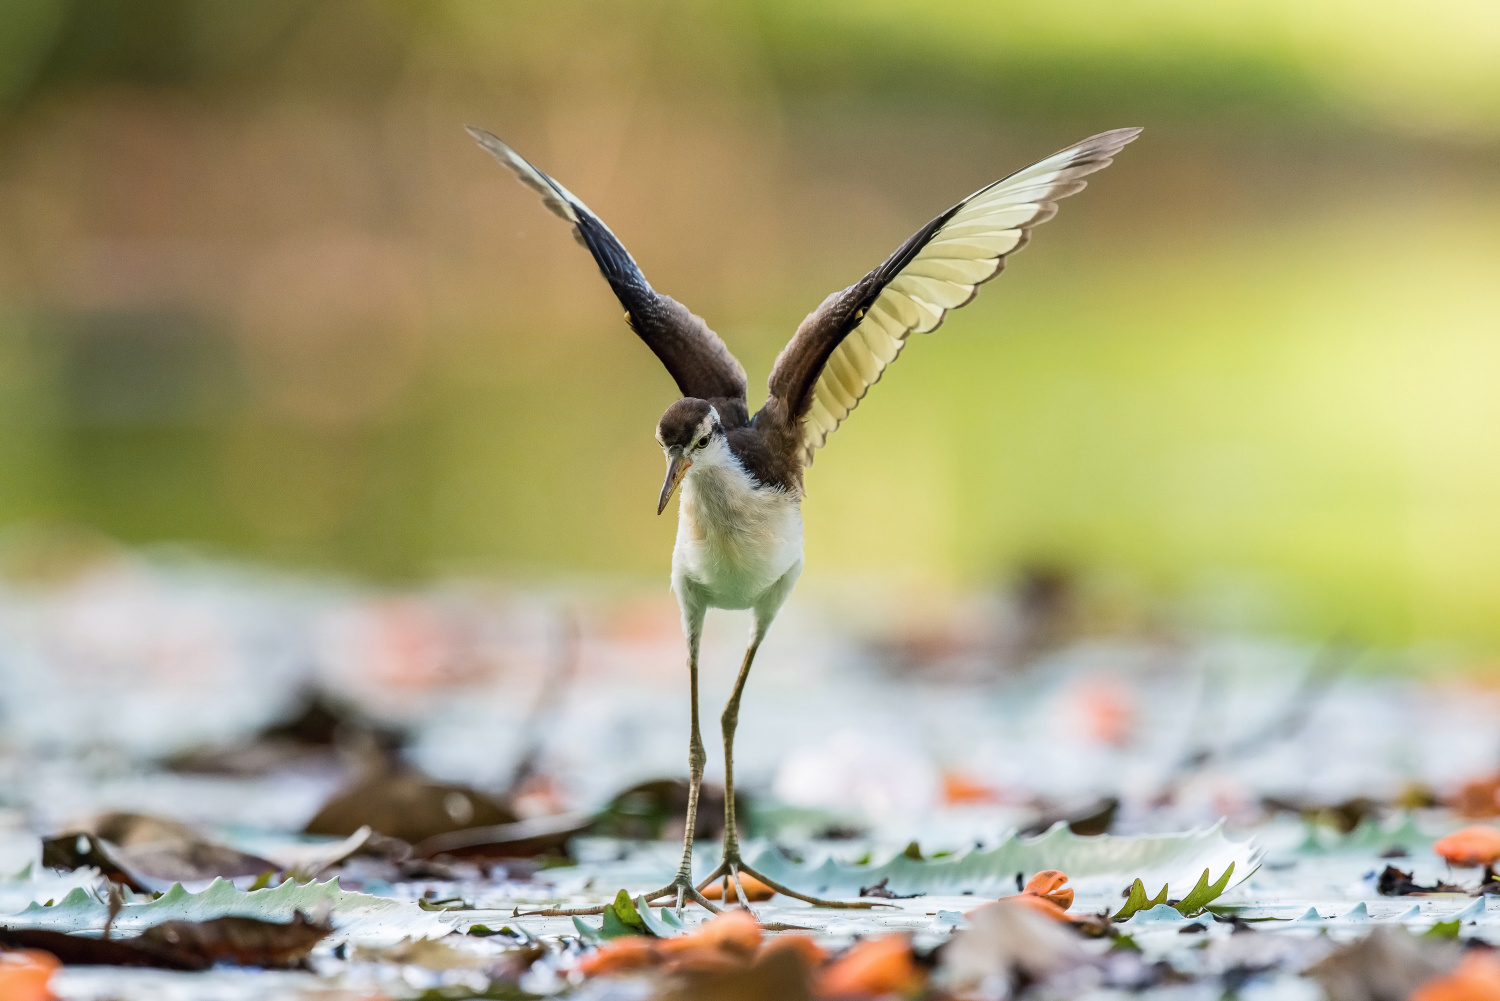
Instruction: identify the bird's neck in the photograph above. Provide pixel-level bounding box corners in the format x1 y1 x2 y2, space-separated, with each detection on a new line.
681 455 793 527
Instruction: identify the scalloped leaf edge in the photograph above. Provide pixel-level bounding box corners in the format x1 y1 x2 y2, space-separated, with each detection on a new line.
2 876 451 946
745 819 1262 898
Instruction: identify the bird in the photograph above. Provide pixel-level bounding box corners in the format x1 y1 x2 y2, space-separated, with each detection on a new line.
468 123 1141 913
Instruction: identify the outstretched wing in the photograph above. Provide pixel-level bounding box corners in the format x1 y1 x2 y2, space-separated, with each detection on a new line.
467 127 748 412
766 128 1141 465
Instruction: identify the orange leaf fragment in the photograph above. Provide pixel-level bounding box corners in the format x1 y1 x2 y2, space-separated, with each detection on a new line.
816 934 921 998
1411 950 1500 1001
1022 870 1075 910
759 933 828 968
700 872 777 901
0 950 59 1001
576 935 659 977
659 908 763 961
1434 826 1500 867
996 892 1072 921
942 772 1000 805
1452 775 1500 819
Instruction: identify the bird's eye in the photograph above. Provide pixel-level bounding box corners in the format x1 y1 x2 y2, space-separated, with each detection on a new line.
697 437 709 449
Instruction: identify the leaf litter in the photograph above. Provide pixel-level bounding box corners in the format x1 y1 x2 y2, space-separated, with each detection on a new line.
7 557 1500 997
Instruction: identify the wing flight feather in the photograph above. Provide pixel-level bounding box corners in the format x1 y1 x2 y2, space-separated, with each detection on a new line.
467 126 747 413
766 127 1141 465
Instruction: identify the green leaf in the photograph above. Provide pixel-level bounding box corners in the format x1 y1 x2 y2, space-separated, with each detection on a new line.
610 889 645 929
1111 862 1240 921
1113 878 1169 921
1425 919 1461 940
1173 863 1236 917
636 897 684 938
596 889 650 940
417 896 469 911
572 916 602 943
902 841 923 861
467 924 506 937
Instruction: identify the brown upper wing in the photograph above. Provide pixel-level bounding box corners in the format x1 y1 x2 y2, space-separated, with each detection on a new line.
765 128 1142 465
468 127 748 416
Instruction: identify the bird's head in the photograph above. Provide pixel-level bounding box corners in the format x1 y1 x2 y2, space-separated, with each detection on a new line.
655 398 726 514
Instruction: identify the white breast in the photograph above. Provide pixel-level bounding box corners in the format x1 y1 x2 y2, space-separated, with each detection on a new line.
672 461 803 611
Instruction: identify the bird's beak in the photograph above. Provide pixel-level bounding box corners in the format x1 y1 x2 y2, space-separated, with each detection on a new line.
657 454 691 515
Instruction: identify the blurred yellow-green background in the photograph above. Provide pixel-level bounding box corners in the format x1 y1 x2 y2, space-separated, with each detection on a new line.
0 0 1497 647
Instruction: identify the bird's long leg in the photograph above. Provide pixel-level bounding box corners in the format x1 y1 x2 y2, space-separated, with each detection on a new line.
666 602 720 913
718 637 758 877
712 577 885 911
518 596 719 918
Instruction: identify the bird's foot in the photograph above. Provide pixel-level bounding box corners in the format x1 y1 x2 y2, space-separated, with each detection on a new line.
653 871 722 916
513 874 721 918
696 853 891 910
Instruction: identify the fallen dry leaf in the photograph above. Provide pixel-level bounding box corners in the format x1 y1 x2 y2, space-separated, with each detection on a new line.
759 934 828 968
1411 950 1500 1001
1377 865 1466 896
940 898 1087 995
993 892 1071 921
1022 869 1075 910
1434 827 1500 868
44 813 280 891
306 767 515 844
815 934 921 998
942 772 1001 805
701 872 776 901
1306 927 1459 1001
578 909 765 978
0 911 329 971
1452 775 1500 819
0 950 58 1001
659 943 813 1001
137 911 331 968
576 935 659 977
658 909 762 960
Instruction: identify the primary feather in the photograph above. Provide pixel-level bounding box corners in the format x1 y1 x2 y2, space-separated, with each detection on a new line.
467 126 748 414
768 127 1142 466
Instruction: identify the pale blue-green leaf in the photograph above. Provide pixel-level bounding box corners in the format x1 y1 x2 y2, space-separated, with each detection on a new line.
1134 903 1188 924
572 916 602 943
1 876 451 945
747 821 1260 899
636 899 683 938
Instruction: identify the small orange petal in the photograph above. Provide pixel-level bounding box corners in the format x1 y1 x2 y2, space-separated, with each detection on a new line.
1022 870 1074 910
658 909 763 960
999 893 1072 921
701 873 777 902
943 772 1001 805
577 936 660 977
1411 950 1500 1001
1452 775 1500 819
660 947 749 975
0 950 58 1001
1434 826 1500 866
759 933 828 968
816 935 922 998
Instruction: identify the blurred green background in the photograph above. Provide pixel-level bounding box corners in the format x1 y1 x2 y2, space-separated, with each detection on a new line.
0 0 1497 646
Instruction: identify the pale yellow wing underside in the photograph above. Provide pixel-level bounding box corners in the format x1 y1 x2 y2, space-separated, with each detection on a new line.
801 128 1141 465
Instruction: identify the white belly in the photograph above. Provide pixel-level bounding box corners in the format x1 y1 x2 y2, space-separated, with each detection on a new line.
672 464 803 610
